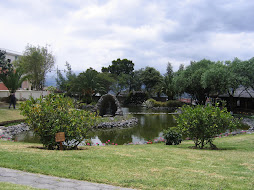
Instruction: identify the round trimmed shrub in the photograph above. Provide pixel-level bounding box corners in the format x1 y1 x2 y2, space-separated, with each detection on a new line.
163 128 182 145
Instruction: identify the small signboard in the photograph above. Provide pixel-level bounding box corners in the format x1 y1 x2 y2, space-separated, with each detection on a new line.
55 132 65 142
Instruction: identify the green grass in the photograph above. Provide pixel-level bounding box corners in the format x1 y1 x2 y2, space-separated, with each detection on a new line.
0 134 254 190
0 109 25 123
0 182 45 190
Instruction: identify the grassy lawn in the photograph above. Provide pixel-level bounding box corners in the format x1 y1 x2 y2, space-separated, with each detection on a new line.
0 134 253 190
0 182 45 190
0 109 25 123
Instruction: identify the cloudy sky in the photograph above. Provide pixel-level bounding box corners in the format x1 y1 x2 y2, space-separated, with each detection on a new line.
1 0 254 74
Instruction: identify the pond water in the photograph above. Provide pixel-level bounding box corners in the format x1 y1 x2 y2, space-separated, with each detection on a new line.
13 107 177 145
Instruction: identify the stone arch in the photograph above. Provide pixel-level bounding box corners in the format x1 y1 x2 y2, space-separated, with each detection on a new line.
95 94 123 117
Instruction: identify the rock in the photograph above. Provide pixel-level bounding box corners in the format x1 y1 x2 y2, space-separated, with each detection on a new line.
242 118 254 132
93 117 138 129
0 123 30 140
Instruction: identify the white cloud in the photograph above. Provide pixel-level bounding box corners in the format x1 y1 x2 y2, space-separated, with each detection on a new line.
1 0 254 74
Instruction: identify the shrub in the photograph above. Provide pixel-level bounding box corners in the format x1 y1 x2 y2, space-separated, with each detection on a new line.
175 105 239 149
144 98 183 108
20 94 99 150
166 100 183 107
125 91 149 105
163 128 182 145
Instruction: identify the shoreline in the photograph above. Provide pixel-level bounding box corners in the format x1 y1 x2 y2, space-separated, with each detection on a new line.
0 117 139 140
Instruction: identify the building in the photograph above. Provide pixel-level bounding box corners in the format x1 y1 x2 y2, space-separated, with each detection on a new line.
0 48 31 90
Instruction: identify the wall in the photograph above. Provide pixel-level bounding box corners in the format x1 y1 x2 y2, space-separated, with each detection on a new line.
0 90 50 100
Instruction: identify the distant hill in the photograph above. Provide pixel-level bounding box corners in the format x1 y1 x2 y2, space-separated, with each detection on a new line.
45 73 57 87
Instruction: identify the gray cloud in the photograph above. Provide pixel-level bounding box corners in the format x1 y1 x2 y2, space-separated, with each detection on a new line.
1 0 254 74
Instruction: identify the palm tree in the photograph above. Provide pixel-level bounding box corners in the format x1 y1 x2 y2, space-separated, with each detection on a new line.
0 67 27 93
76 68 105 103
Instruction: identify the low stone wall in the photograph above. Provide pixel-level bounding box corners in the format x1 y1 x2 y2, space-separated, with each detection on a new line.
242 118 254 131
151 107 178 112
0 117 139 140
0 123 29 140
93 117 138 129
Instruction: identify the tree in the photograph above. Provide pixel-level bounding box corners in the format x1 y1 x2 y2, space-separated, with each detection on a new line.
162 62 176 100
102 58 134 76
102 58 135 94
140 67 163 97
166 62 173 76
201 62 231 96
0 67 27 93
162 75 176 100
131 69 144 91
56 62 77 95
97 72 115 95
230 57 254 93
19 45 55 90
76 68 105 103
178 64 185 72
110 73 130 96
174 59 214 104
224 57 254 110
0 51 27 93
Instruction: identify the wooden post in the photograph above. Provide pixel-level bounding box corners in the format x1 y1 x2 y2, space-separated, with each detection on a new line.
55 132 65 150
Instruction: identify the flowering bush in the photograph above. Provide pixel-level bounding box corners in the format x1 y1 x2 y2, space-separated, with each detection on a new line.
20 94 99 150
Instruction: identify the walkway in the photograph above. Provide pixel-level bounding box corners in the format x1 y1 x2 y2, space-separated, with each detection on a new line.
0 167 134 190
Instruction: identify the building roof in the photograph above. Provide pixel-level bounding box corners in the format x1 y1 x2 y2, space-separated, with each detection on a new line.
0 48 22 56
219 86 254 98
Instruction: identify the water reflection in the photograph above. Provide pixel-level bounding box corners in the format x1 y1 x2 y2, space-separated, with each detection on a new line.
14 107 177 145
88 107 177 145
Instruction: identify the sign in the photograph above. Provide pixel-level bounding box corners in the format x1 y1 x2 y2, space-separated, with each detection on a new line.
55 132 65 142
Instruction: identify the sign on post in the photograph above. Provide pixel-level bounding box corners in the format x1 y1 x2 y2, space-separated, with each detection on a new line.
55 132 65 150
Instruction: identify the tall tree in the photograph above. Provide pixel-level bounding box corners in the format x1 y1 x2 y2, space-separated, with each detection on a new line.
166 62 173 76
174 59 214 104
102 58 135 93
76 68 104 103
97 72 115 94
162 62 176 100
140 67 163 97
102 58 134 76
201 62 231 96
19 45 55 90
56 62 76 95
131 69 144 91
110 73 130 96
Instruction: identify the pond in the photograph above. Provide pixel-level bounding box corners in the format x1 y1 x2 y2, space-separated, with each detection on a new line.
13 107 177 145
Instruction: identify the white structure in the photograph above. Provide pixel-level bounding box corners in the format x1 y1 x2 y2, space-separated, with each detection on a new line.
4 49 20 63
0 48 32 90
0 90 50 100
